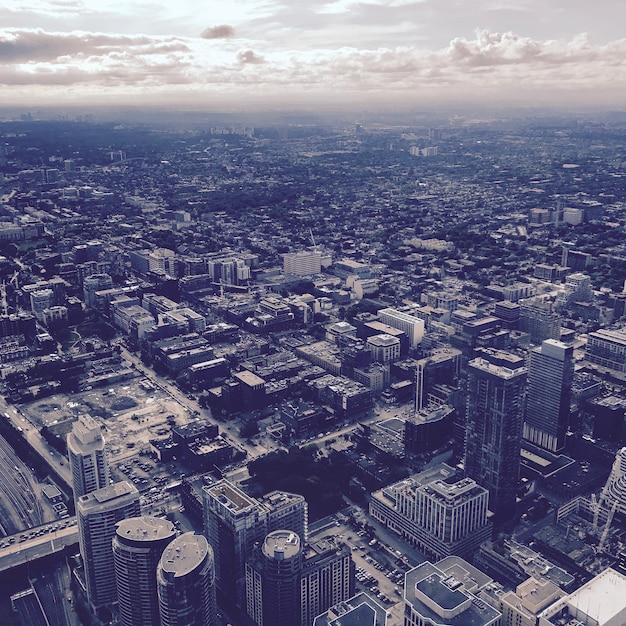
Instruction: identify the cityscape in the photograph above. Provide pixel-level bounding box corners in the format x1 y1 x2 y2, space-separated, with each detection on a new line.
0 105 623 626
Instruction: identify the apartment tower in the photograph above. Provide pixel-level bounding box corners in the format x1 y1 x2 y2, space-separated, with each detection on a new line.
523 339 574 452
157 532 217 626
465 349 527 519
112 516 176 626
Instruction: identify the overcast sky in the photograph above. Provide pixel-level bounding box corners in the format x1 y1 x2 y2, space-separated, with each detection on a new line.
1 0 624 110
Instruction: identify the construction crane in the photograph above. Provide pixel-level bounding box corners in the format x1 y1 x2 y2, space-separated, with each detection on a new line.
599 501 618 552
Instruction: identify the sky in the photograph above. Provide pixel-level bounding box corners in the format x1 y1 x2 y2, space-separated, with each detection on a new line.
0 0 625 110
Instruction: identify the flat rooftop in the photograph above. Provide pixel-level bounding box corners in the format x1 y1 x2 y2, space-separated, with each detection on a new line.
565 567 626 624
205 480 257 511
159 532 209 579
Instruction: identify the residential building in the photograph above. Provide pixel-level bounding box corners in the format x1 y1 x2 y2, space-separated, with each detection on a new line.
77 481 141 615
67 413 109 500
466 349 527 519
157 532 217 626
378 308 425 348
523 339 574 452
113 516 176 626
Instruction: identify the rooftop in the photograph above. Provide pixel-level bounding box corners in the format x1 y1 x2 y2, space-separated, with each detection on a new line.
115 516 176 543
159 532 210 579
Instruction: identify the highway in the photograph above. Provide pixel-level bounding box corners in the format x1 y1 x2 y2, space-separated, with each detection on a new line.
0 432 43 534
0 518 78 574
0 396 72 489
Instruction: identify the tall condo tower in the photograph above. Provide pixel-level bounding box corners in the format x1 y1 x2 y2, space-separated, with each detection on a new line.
113 516 176 626
67 413 109 500
465 349 527 519
524 339 574 452
246 530 303 626
202 480 308 606
77 481 140 615
157 532 217 626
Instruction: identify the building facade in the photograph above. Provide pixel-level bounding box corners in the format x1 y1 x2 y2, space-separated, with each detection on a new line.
465 349 527 519
157 532 217 626
112 516 176 626
523 339 574 452
77 481 141 615
67 413 109 500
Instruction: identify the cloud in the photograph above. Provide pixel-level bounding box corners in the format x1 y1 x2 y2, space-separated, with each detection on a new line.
0 28 190 62
0 26 624 107
237 49 265 64
200 25 235 39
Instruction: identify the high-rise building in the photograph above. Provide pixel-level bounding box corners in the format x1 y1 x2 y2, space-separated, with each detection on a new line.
157 532 217 626
466 349 527 519
77 481 141 615
245 531 355 626
413 348 461 412
283 250 322 277
67 414 109 500
518 299 561 344
300 536 355 626
202 480 308 605
585 327 626 374
246 530 303 626
370 464 492 562
378 308 425 348
523 339 574 452
112 516 176 626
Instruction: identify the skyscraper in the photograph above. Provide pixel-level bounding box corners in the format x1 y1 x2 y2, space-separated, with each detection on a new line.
246 530 303 626
77 481 141 615
245 531 355 626
113 516 176 626
300 536 355 626
466 349 527 519
67 413 109 500
523 339 574 452
202 480 308 605
157 532 217 626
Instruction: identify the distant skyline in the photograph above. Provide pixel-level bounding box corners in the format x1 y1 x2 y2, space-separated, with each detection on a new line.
1 0 624 110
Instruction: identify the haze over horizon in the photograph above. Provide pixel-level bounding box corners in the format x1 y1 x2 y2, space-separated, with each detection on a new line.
1 0 625 110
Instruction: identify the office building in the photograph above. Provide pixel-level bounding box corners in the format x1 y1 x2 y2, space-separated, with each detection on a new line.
202 480 307 605
585 327 626 373
67 413 109 500
523 339 574 452
157 532 217 626
404 404 455 466
370 464 492 562
404 559 501 626
112 516 176 626
499 577 563 626
77 481 141 615
466 349 526 519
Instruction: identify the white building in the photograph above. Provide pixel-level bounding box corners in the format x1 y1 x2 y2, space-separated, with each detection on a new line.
378 308 425 348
